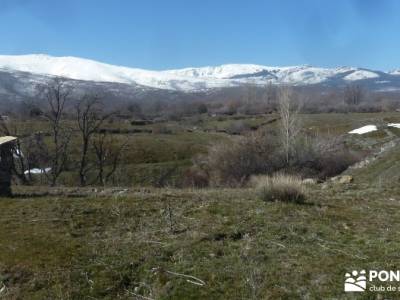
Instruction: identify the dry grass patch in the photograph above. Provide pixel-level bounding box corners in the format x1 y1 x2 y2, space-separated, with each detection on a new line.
252 174 306 204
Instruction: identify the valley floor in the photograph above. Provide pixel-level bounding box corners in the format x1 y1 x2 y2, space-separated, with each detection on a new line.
1 183 400 299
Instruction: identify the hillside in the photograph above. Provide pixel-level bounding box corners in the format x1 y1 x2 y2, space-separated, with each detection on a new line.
1 54 400 92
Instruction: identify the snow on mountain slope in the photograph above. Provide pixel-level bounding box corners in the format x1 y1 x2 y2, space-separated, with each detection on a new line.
0 54 198 90
165 64 352 85
344 70 379 81
389 69 400 75
165 64 271 79
0 54 397 92
271 66 339 84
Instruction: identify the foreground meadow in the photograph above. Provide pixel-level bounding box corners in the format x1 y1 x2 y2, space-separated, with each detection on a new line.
1 182 400 299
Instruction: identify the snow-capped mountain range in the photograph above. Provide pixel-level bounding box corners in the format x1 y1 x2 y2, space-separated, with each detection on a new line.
1 54 400 92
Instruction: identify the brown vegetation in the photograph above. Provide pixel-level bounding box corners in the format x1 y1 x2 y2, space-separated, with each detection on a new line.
252 174 306 203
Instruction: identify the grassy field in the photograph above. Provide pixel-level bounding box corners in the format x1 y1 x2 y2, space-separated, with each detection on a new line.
1 182 400 299
2 112 400 298
12 112 400 187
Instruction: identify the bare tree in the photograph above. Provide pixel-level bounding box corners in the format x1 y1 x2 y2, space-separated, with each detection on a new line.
238 82 259 114
263 81 277 110
29 133 52 183
126 102 143 118
344 84 363 106
76 95 110 186
40 78 72 186
92 132 126 186
277 87 301 165
244 82 257 106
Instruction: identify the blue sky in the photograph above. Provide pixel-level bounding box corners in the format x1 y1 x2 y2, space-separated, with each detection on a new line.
0 0 399 70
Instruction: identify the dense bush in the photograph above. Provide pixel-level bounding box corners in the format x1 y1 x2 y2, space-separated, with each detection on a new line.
196 129 362 187
197 132 279 187
289 135 362 179
181 167 209 188
253 174 306 203
226 120 251 135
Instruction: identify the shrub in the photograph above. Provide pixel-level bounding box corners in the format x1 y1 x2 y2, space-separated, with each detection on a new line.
199 132 279 187
226 120 251 135
152 124 172 134
316 150 361 178
181 167 209 188
197 103 208 114
253 174 306 204
200 129 362 187
290 135 362 179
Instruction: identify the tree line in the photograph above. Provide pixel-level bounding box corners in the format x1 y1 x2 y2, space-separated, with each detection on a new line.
0 78 126 187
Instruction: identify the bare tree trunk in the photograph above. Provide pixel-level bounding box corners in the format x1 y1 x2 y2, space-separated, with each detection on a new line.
39 78 72 186
277 87 301 166
76 96 110 186
92 132 126 186
263 82 277 111
344 84 363 106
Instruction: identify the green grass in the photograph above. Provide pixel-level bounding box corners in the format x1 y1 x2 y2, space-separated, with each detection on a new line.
2 184 400 298
19 120 227 187
4 112 400 298
299 112 400 135
196 114 276 132
9 112 400 188
349 145 400 185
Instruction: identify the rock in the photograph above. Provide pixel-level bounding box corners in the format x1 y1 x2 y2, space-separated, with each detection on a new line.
303 178 317 185
321 183 329 190
117 189 128 195
331 175 353 184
